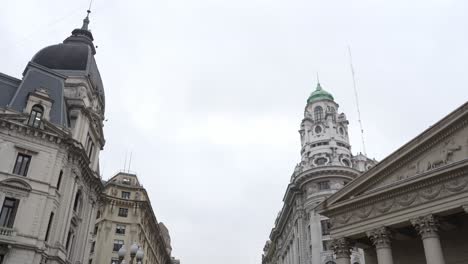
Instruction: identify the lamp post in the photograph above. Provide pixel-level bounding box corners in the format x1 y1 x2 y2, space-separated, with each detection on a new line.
113 242 144 264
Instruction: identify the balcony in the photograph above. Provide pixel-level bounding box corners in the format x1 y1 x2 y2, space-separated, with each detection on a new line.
0 226 16 240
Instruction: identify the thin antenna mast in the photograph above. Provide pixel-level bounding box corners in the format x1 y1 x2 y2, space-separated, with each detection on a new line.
88 0 94 11
348 46 367 155
123 150 128 172
128 152 133 173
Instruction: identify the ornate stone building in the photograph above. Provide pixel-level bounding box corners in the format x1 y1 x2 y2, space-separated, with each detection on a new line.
92 172 173 264
0 12 105 264
262 83 375 264
317 102 468 264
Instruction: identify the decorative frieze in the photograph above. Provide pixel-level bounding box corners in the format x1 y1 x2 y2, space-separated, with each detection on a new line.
330 164 468 228
411 214 440 239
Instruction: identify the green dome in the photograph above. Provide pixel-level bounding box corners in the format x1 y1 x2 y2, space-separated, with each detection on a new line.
307 83 334 103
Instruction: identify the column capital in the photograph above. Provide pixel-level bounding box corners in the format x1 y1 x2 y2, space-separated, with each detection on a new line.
411 214 440 239
366 227 392 249
331 237 353 259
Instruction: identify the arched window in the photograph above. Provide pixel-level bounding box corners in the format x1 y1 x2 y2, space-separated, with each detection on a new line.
330 107 336 122
28 104 44 128
314 106 323 121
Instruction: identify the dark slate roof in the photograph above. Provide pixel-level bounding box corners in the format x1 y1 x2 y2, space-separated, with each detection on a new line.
0 73 20 107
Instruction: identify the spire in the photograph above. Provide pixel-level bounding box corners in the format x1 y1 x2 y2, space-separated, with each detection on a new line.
316 82 322 91
81 10 91 31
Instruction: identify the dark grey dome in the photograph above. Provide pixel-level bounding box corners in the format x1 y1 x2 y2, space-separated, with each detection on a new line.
32 43 90 71
30 19 105 110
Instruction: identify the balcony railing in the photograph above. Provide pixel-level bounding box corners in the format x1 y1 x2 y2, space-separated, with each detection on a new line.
0 226 15 237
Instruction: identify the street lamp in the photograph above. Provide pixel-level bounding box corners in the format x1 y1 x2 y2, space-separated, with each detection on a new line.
113 242 144 264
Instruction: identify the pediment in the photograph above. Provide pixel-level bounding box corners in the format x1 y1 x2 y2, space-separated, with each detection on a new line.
0 178 32 192
363 125 467 192
322 102 468 207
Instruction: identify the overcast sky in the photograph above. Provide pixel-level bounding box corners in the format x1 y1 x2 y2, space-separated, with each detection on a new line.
1 0 467 263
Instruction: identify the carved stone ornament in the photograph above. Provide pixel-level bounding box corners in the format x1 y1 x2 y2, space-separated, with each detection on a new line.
366 227 392 249
331 238 352 259
411 214 440 239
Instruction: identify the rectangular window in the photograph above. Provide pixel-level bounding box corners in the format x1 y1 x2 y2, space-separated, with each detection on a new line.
93 225 98 235
321 219 331 236
90 241 96 254
66 230 73 250
122 178 131 185
0 198 19 228
121 191 131 199
115 224 126 235
318 181 330 190
56 170 63 190
45 212 54 242
85 134 95 161
13 153 32 176
113 239 124 252
118 208 128 217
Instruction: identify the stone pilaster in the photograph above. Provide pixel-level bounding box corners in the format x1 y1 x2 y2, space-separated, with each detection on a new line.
411 215 446 264
331 238 352 264
366 227 393 264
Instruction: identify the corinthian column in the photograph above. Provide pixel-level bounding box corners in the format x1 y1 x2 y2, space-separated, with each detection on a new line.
331 238 352 264
411 215 446 264
366 227 394 264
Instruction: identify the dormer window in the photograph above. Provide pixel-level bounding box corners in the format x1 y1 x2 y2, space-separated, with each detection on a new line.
28 104 44 128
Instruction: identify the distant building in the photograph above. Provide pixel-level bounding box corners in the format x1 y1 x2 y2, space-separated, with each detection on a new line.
92 172 173 264
262 83 376 264
318 102 468 264
0 11 105 264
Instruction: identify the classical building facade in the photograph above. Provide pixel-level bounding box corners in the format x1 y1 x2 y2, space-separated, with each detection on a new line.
317 102 468 264
92 172 173 264
262 83 376 264
0 12 105 264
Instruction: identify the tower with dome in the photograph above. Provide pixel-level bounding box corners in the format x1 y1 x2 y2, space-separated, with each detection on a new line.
0 12 106 264
262 83 376 264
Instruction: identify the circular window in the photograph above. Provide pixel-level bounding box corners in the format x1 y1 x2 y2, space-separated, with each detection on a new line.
315 125 322 134
342 159 351 167
315 157 328 166
339 127 344 135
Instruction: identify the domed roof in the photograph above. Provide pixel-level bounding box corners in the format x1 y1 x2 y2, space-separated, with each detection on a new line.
32 43 91 71
30 11 105 109
307 82 334 103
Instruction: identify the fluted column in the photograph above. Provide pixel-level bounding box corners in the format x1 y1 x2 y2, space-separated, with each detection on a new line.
367 227 394 264
411 215 446 264
331 238 352 264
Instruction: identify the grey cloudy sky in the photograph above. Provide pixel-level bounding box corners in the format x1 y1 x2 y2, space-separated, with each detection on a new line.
1 0 467 263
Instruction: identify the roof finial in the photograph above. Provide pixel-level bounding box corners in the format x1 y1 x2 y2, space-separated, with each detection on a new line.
81 9 91 30
316 72 322 90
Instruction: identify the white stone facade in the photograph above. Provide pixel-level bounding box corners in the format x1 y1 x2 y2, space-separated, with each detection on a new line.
0 14 106 264
262 83 375 264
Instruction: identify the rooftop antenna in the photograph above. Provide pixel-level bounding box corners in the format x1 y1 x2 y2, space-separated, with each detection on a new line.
128 152 133 173
123 150 128 172
88 0 94 11
348 45 367 156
